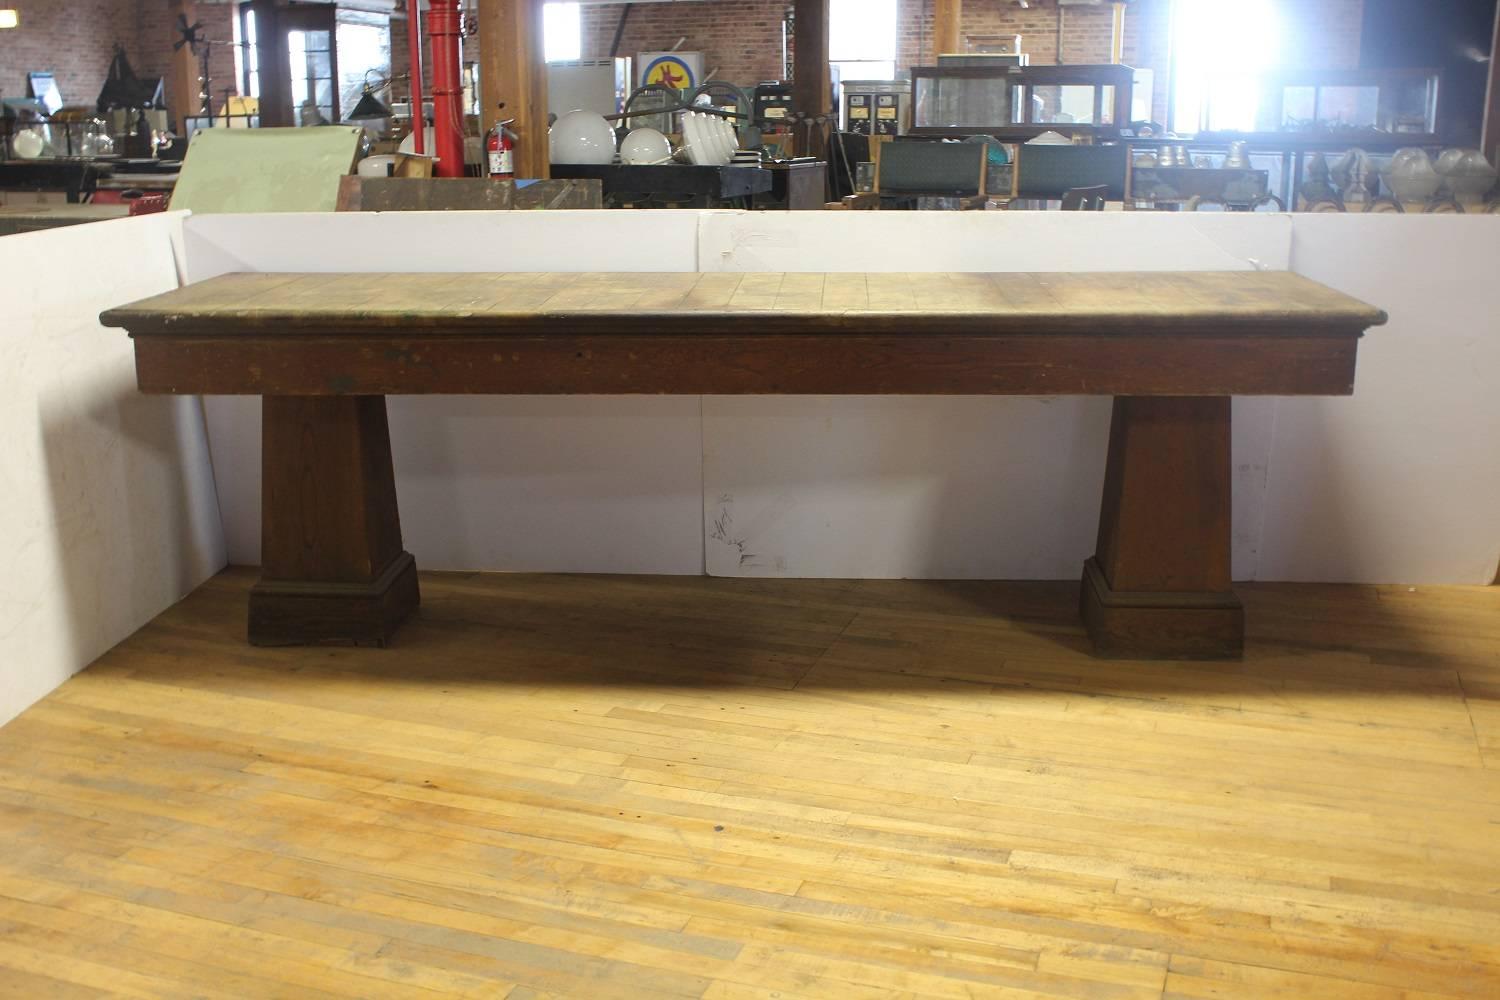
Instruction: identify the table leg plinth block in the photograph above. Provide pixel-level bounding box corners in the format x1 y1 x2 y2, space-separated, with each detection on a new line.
250 551 420 647
1085 396 1243 660
1080 557 1243 660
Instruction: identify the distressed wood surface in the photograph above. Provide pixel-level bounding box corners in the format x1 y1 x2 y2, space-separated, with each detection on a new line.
128 330 1362 397
101 270 1389 337
335 177 603 212
102 270 1384 398
0 568 1497 997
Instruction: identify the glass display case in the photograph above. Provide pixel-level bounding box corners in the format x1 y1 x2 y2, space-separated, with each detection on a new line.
910 64 1135 140
913 73 1014 131
1196 68 1442 144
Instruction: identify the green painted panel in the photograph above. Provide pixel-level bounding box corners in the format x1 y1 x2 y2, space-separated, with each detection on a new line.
169 126 365 214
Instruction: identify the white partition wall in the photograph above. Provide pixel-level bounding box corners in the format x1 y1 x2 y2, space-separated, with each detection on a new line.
696 211 1293 273
696 211 1294 580
1261 215 1500 584
0 213 225 726
178 210 1500 586
184 212 707 572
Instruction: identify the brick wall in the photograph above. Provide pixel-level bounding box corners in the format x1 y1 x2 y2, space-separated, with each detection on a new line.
169 3 241 113
0 0 238 118
567 0 1364 129
581 1 788 86
2 0 1369 130
0 0 142 107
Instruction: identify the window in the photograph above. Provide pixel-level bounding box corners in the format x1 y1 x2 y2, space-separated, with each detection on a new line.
544 2 582 63
288 27 335 125
236 5 261 99
830 0 897 86
1171 0 1281 133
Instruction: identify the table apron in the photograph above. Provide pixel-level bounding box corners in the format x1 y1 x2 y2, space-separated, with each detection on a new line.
132 333 1360 396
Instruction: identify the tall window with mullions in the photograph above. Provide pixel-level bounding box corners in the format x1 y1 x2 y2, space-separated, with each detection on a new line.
288 28 336 126
235 5 261 100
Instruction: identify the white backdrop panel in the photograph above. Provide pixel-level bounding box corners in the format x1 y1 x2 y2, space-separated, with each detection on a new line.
1258 215 1500 584
697 212 1291 579
697 211 1293 273
183 210 701 277
0 213 224 725
186 212 706 572
180 211 1499 585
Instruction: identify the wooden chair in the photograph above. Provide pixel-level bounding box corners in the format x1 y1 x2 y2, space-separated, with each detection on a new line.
1061 185 1108 211
1009 142 1126 209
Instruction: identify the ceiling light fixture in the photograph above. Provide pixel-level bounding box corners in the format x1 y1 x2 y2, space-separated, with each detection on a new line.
0 10 19 29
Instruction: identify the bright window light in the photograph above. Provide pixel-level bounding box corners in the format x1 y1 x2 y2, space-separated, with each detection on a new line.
0 10 18 29
544 2 582 63
831 0 897 94
831 0 896 62
1171 0 1281 134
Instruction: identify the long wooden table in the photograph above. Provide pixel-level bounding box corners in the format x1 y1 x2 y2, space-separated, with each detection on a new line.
102 271 1387 659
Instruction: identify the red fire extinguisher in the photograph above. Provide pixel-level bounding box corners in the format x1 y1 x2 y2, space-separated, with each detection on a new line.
486 111 518 179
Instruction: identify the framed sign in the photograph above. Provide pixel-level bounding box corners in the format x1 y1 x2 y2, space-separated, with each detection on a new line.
28 72 63 114
638 52 703 91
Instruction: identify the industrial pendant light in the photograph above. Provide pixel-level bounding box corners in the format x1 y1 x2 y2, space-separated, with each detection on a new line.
348 86 394 122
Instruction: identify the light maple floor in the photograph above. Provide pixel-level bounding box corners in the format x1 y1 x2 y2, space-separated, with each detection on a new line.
1 568 1498 999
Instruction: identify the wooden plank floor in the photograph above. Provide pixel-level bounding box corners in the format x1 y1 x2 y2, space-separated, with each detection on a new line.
1 568 1498 999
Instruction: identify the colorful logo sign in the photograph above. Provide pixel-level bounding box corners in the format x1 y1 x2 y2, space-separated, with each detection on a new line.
642 55 697 91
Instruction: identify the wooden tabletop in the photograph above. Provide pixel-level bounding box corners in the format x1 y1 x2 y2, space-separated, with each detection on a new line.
102 271 1388 338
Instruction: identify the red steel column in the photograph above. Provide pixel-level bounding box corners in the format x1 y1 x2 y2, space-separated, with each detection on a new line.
427 0 467 177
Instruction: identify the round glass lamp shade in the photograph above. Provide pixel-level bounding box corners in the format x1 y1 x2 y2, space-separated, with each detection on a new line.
1387 148 1441 202
619 127 672 165
549 110 617 165
12 129 45 159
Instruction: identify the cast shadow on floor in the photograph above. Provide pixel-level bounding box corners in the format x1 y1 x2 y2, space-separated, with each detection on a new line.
118 565 1496 706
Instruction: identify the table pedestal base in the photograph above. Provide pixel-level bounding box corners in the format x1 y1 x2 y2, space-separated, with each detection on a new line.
1081 396 1244 660
244 393 1246 658
1080 557 1244 660
249 395 420 647
250 552 420 647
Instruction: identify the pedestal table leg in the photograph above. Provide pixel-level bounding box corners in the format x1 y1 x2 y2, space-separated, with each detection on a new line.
249 395 419 646
1081 396 1243 659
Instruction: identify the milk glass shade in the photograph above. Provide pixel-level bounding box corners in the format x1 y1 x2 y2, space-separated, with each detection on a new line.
619 128 672 165
549 111 617 165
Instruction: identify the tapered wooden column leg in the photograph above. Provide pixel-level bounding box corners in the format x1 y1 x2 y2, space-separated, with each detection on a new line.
249 396 420 646
1080 396 1243 659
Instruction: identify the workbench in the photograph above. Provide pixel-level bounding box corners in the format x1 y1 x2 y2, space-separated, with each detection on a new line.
0 203 130 235
547 163 773 208
102 270 1386 659
0 159 105 203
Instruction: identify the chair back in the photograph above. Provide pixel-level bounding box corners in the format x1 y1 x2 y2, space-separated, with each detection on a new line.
877 141 988 197
1013 143 1127 201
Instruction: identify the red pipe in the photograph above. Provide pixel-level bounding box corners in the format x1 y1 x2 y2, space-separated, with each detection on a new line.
406 0 425 155
427 0 467 177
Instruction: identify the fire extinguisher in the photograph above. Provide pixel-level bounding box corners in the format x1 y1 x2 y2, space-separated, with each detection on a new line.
486 107 517 179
